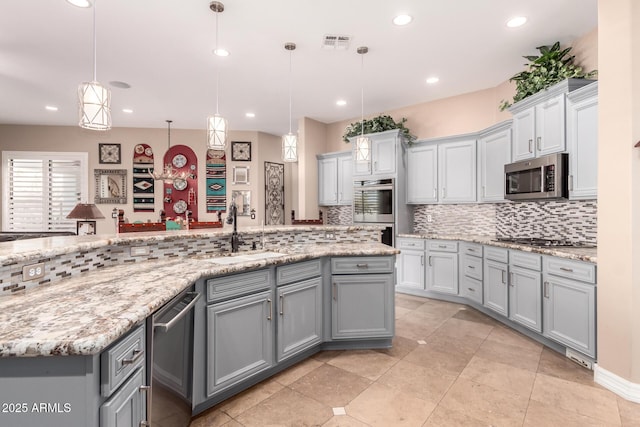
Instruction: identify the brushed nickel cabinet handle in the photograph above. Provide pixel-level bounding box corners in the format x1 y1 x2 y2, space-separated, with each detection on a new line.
356 263 369 268
332 283 337 301
528 139 533 153
279 294 284 316
467 287 475 292
501 270 506 284
544 281 550 298
420 255 424 266
428 256 432 266
569 175 574 191
468 265 475 269
560 267 574 272
267 298 272 320
536 137 541 151
509 272 514 287
139 385 151 427
122 349 144 366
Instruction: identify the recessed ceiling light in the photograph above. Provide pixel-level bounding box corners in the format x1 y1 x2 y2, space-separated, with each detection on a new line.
426 77 439 84
506 16 527 28
45 105 58 111
213 48 230 57
66 0 91 8
245 112 255 118
393 14 413 26
122 108 133 113
336 100 347 106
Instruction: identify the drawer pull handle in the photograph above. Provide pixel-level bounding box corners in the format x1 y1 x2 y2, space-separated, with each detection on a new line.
544 281 550 298
267 298 272 320
467 287 475 292
468 265 475 269
468 248 476 252
559 267 574 272
356 263 369 268
279 294 284 316
438 245 447 249
122 349 144 366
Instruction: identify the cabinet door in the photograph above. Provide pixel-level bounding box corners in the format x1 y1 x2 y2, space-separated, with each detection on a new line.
100 368 146 427
439 140 477 203
567 94 598 200
332 274 394 339
337 154 353 205
512 108 536 161
372 135 396 175
483 259 508 316
406 145 437 204
318 157 338 206
535 95 566 156
397 249 425 289
479 128 511 202
426 251 458 294
543 274 596 358
207 290 273 396
508 266 542 332
277 278 322 362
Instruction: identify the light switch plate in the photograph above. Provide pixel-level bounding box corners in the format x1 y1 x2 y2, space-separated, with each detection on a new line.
22 263 45 281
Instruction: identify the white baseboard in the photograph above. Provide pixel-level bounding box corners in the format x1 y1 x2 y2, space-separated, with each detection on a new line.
594 364 640 403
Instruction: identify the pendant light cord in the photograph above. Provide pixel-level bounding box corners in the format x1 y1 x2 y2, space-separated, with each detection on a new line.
215 8 220 114
360 50 365 136
288 49 293 133
92 0 97 82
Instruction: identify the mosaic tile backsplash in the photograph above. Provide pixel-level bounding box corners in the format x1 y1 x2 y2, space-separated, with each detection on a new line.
327 206 353 226
413 201 597 244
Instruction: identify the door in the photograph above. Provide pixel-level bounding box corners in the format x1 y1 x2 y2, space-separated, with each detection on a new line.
337 155 353 205
371 135 396 175
567 92 598 199
318 157 338 206
426 251 458 294
535 94 566 156
483 259 508 316
508 266 542 332
439 140 477 203
397 249 425 289
332 274 394 339
277 278 322 362
207 290 273 396
479 128 511 202
512 108 536 161
407 145 437 203
100 368 146 427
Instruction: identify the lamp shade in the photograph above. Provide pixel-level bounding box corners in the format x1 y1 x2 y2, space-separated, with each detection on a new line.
66 203 105 220
355 135 371 162
78 81 112 131
282 133 298 162
207 114 228 150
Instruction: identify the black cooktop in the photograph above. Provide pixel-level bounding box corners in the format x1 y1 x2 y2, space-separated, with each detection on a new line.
493 237 596 248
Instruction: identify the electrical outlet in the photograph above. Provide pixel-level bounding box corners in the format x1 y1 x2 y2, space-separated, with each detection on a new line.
427 214 433 223
22 262 45 281
130 246 150 256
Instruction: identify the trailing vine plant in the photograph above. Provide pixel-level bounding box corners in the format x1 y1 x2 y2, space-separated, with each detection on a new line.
343 115 416 144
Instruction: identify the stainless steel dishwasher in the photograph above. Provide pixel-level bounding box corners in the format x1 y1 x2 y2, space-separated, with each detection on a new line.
147 287 200 427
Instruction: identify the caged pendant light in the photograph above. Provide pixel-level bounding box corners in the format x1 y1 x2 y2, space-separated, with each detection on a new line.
207 1 228 150
282 42 298 162
78 0 112 131
355 46 371 163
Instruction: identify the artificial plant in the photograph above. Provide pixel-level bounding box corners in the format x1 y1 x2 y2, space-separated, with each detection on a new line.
343 115 416 144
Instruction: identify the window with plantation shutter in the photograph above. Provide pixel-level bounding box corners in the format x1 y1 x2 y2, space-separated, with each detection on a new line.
2 151 88 232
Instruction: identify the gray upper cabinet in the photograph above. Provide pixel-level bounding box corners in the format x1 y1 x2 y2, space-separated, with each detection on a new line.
510 79 594 162
478 121 512 202
352 130 400 177
406 144 437 204
566 82 598 200
317 152 353 206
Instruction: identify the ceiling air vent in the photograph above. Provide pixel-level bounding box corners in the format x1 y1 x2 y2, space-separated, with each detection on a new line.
321 34 351 50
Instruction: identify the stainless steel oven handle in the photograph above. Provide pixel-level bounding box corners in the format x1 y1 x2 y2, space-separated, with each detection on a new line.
154 292 200 332
353 184 393 191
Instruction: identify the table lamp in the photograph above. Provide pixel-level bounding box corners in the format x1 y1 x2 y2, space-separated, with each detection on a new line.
66 203 105 235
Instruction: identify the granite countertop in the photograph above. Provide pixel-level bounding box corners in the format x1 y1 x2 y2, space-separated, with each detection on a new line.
397 233 597 263
0 242 397 358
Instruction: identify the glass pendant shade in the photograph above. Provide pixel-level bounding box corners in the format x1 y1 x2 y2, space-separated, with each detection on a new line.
78 81 111 130
355 135 371 162
207 114 228 150
282 133 298 162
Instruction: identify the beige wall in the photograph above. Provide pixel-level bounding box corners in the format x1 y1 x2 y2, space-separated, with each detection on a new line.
0 125 291 234
297 117 326 219
597 0 640 383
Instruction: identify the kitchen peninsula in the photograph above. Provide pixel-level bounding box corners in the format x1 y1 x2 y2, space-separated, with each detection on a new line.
0 225 396 427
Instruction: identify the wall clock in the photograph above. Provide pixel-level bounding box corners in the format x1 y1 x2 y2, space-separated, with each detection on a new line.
231 141 252 161
99 143 121 164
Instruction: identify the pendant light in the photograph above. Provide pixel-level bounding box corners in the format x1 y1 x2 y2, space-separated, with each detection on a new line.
150 120 189 183
282 42 298 162
78 0 112 131
207 1 228 150
355 46 371 163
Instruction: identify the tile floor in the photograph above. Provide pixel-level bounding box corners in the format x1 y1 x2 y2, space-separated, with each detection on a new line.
190 293 640 426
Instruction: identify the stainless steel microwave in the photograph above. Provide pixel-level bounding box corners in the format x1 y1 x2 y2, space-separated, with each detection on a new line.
504 153 568 201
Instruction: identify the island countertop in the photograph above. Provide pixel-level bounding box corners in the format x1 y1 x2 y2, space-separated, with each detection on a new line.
0 242 397 358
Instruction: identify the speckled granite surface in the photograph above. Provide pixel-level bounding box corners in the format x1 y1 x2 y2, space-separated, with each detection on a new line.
0 242 397 358
396 233 597 263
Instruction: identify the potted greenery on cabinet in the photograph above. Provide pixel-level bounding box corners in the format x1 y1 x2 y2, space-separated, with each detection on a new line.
342 115 416 144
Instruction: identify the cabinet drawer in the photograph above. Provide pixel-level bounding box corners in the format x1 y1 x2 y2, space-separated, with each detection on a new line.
277 259 322 286
331 256 394 274
397 238 426 251
207 269 272 302
484 246 509 263
427 240 458 252
510 251 541 271
543 257 596 284
460 276 483 305
459 242 483 257
462 255 483 280
101 324 145 398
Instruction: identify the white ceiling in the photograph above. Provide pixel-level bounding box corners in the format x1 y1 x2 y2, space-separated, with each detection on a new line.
1 0 597 136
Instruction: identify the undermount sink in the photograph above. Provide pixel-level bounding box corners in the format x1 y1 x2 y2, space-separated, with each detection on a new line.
205 251 286 265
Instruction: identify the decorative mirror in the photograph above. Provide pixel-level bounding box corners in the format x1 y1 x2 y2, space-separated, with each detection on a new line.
231 190 251 216
94 169 127 204
232 166 250 185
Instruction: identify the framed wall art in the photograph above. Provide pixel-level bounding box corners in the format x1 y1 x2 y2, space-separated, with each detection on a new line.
98 143 121 164
231 141 251 161
232 166 250 184
94 169 127 204
76 220 97 236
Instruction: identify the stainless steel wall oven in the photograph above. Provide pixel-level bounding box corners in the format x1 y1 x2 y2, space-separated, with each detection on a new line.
353 179 394 246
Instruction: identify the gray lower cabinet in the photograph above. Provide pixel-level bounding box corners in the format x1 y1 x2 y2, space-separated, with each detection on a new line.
276 277 322 362
206 290 274 397
509 265 542 332
100 367 146 427
331 256 395 339
483 258 508 316
427 251 458 294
